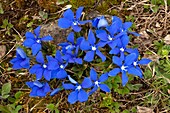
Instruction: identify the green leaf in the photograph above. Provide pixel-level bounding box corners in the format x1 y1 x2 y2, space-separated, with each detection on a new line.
46 104 55 111
0 105 11 113
15 91 23 99
39 11 48 20
1 82 11 96
14 105 22 113
2 94 9 99
0 3 4 14
150 5 159 13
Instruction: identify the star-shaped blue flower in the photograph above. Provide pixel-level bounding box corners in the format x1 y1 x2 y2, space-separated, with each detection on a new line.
108 53 142 86
132 49 151 74
50 50 68 79
10 47 30 70
92 16 108 29
23 26 53 55
63 76 92 104
89 68 110 95
80 29 106 62
26 81 51 97
58 7 91 32
29 51 58 81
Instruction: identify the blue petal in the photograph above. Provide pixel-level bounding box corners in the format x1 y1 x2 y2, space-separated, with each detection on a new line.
36 68 43 80
122 71 128 86
29 64 41 74
58 18 72 29
84 51 95 62
67 32 74 44
63 9 74 20
36 51 44 64
88 30 96 45
88 85 98 95
47 60 59 70
125 53 136 65
138 59 151 65
12 60 22 69
56 69 67 79
43 69 51 81
99 73 108 82
97 41 107 48
34 26 41 37
33 81 43 87
128 67 142 78
76 37 84 45
75 58 83 64
96 31 108 41
107 24 118 35
41 36 53 41
79 20 91 25
50 88 61 96
68 75 78 84
90 68 98 81
25 32 35 39
81 77 92 88
97 16 108 28
44 83 51 93
108 40 117 49
80 40 90 50
31 43 41 56
68 91 78 104
16 48 26 59
10 57 20 64
72 25 81 32
30 87 38 97
128 32 140 36
121 35 129 47
37 89 46 97
109 48 120 54
96 49 106 62
99 84 110 92
123 22 132 30
112 56 123 66
62 83 75 90
20 58 30 69
55 50 63 63
78 89 88 102
112 16 122 27
108 68 120 76
26 82 34 88
76 7 83 19
23 39 35 47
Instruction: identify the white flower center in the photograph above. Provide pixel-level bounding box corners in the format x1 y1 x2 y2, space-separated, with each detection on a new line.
108 35 113 41
36 39 41 43
65 45 75 50
120 47 124 52
76 85 81 91
94 81 100 87
91 46 97 51
133 61 138 66
43 64 47 68
60 65 64 69
73 21 78 25
121 65 128 71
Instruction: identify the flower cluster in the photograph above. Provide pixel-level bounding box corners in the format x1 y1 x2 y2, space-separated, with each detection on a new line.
10 7 151 104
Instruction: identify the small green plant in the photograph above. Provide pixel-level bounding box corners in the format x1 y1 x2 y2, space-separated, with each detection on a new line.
46 103 60 113
1 19 13 36
1 82 11 99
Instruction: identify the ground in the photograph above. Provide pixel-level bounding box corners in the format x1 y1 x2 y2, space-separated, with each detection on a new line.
0 0 170 113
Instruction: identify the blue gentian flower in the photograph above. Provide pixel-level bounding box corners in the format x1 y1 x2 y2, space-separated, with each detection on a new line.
29 51 58 81
63 76 92 104
108 53 142 86
89 68 110 95
23 26 53 55
50 50 68 79
132 49 151 74
92 16 108 29
26 81 51 97
58 7 90 32
111 16 140 36
80 29 106 62
10 47 30 70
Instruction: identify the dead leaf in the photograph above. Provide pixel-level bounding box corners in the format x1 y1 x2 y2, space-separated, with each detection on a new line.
0 45 6 59
164 34 170 44
137 106 154 113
